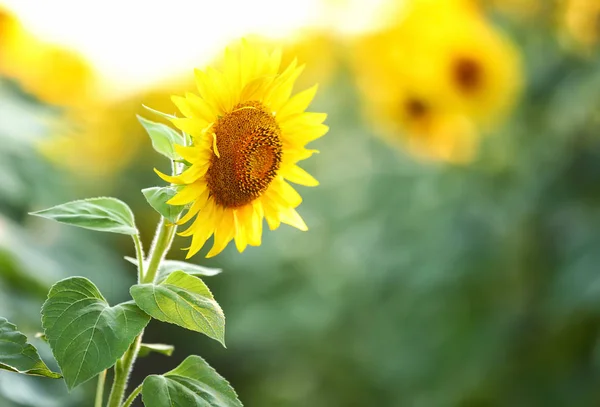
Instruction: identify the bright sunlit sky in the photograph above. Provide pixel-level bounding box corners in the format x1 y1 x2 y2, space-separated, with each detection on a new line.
3 0 390 97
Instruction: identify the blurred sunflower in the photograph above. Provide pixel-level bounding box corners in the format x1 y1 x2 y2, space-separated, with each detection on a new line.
41 79 193 178
427 6 522 123
561 0 600 49
352 0 521 162
0 7 96 107
281 31 339 89
158 40 327 258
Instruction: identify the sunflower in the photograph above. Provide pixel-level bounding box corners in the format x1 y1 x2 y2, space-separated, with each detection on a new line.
0 7 96 107
352 0 521 162
42 78 194 178
156 40 328 258
561 0 600 49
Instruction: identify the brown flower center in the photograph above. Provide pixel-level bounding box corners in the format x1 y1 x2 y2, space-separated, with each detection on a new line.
453 56 483 93
206 101 282 208
404 98 429 119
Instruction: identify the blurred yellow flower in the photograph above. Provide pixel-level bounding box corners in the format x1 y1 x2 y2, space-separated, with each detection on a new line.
0 7 96 107
281 31 339 89
561 0 600 49
159 40 327 258
352 0 522 162
41 79 193 178
42 104 141 178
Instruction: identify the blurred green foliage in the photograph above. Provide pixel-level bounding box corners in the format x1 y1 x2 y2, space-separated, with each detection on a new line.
2 8 600 407
0 80 133 406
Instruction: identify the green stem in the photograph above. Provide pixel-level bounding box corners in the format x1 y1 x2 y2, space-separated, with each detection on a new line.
106 335 143 407
105 217 178 407
121 384 143 407
143 217 177 284
132 234 145 284
95 370 106 407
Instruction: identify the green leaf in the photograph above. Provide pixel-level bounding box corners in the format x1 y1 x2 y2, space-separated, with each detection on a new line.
42 277 150 389
0 317 61 379
30 197 137 235
138 343 174 358
142 187 185 223
142 355 242 407
137 115 182 160
130 271 225 345
124 257 222 281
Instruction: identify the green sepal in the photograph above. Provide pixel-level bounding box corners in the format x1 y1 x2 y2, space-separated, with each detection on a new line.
137 116 183 160
141 187 185 223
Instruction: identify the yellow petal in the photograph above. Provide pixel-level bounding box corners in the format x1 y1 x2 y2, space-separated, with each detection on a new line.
185 92 217 122
212 132 220 158
167 182 207 206
233 208 249 252
154 168 183 185
261 195 281 231
156 162 210 186
261 58 296 103
249 208 263 247
239 204 262 247
277 84 318 120
183 200 218 257
180 162 210 184
270 179 303 207
283 148 320 164
266 48 282 77
282 165 319 186
170 117 207 137
267 63 306 111
256 46 271 77
206 209 235 258
180 198 216 237
279 207 308 231
207 66 232 113
223 46 241 96
174 144 210 164
194 68 221 114
283 124 329 145
241 75 274 102
280 112 327 132
176 188 210 225
186 226 213 258
171 95 195 118
239 39 256 93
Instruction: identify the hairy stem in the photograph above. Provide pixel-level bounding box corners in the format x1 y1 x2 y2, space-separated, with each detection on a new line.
95 370 106 407
121 384 143 407
132 234 145 284
144 217 178 284
105 217 178 407
106 334 143 407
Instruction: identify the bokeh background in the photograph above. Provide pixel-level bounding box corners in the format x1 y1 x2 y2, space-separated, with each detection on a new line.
1 0 600 406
